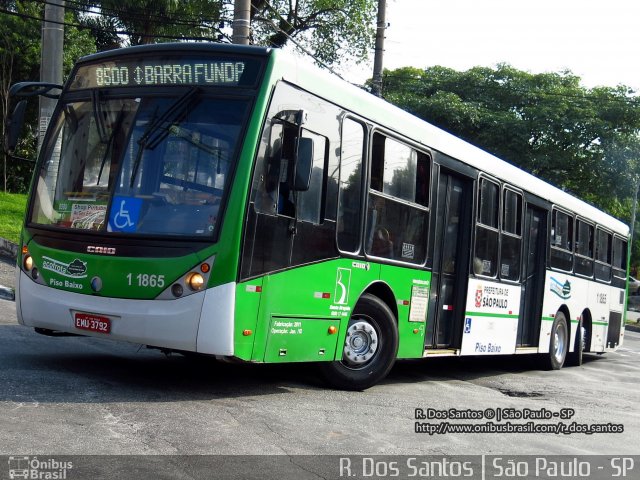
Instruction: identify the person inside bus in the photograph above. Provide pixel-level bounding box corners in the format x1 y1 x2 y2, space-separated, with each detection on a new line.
371 226 394 257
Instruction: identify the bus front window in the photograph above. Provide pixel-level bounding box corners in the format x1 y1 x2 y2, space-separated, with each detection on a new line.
30 94 250 239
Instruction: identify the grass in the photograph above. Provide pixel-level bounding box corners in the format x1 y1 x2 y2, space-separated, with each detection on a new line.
0 192 27 244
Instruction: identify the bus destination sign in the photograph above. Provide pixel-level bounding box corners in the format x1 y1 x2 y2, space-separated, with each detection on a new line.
69 57 261 90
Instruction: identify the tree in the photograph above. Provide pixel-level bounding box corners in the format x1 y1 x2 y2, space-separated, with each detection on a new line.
250 0 376 66
79 1 377 67
78 0 225 48
1 1 42 192
0 0 95 192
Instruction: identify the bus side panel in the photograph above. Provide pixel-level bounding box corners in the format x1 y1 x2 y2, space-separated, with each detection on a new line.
608 287 625 349
250 259 379 363
460 278 521 356
234 278 264 360
587 279 613 352
539 271 617 354
379 265 430 359
539 272 581 353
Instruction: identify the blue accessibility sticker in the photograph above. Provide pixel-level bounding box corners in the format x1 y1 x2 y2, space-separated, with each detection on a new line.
464 317 472 334
109 196 142 232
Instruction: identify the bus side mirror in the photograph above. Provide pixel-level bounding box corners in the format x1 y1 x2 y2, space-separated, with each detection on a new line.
292 137 313 191
5 100 27 155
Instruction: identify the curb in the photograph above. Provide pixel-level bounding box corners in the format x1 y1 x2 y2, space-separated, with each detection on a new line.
0 237 18 261
0 237 17 301
0 286 14 301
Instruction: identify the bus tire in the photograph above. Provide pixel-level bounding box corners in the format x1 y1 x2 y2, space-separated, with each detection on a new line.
544 312 568 370
566 321 584 366
319 293 398 390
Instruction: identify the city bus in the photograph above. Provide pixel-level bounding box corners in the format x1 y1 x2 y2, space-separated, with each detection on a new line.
6 43 628 390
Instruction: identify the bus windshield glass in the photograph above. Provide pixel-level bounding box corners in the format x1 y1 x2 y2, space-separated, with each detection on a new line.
30 90 251 238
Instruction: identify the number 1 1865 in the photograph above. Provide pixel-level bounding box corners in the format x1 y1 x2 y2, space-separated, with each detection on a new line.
126 273 165 288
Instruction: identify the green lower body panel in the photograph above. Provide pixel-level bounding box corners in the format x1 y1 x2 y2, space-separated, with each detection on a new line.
264 316 341 362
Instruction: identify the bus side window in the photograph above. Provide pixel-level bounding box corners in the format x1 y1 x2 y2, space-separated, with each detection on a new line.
612 236 627 279
474 178 499 277
296 129 328 224
365 133 428 264
595 228 612 281
500 189 522 281
337 118 365 253
575 219 594 277
549 209 574 272
254 122 283 215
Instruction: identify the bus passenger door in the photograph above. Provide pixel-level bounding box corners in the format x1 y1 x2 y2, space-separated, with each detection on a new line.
518 204 547 346
425 170 472 349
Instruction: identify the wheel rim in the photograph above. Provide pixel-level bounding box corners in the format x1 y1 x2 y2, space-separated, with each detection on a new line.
342 317 379 368
553 322 567 363
581 326 588 352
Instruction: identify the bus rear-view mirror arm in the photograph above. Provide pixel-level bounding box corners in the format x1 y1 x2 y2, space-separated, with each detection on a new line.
9 81 63 99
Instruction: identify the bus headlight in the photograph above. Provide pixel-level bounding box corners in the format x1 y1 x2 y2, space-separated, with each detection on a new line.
23 255 33 271
186 272 205 291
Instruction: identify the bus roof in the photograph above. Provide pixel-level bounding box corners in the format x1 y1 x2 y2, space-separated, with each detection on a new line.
270 49 629 237
75 43 272 65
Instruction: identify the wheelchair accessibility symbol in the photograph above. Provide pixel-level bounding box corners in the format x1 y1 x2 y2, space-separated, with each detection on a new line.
109 196 142 232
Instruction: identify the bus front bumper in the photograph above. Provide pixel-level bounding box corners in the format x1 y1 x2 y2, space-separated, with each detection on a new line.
16 270 235 355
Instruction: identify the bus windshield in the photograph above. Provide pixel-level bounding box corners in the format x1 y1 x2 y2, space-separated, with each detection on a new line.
30 90 251 238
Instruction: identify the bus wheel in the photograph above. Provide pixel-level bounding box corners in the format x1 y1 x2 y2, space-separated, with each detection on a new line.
566 321 584 366
320 294 398 390
544 312 568 370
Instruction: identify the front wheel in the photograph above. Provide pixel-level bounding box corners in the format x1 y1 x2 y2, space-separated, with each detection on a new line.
320 294 398 390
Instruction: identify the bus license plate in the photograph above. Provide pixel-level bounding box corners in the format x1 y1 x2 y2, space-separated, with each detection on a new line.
74 313 111 334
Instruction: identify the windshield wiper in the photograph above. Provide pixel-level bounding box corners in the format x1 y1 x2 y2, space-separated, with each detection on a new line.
96 106 126 186
92 90 109 143
129 87 200 188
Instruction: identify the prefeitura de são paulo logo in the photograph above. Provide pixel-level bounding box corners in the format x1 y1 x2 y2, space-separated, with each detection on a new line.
475 285 483 308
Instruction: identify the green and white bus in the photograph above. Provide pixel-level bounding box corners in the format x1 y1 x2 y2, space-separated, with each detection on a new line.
7 44 628 390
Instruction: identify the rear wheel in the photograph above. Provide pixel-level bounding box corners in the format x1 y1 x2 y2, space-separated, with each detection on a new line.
544 312 568 370
566 321 584 366
320 294 398 390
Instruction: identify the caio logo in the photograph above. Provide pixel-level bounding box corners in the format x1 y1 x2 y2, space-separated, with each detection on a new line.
87 245 116 255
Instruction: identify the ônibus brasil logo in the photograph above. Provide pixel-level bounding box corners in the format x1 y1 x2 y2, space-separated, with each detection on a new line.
550 277 571 300
8 456 73 479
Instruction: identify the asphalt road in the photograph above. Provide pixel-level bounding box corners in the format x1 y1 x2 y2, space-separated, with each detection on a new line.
1 296 639 459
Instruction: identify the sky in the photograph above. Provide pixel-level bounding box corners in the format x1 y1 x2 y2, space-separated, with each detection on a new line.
341 0 640 90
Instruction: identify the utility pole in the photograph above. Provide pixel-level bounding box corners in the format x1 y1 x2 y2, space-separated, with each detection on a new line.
371 0 387 97
232 0 251 45
38 0 64 151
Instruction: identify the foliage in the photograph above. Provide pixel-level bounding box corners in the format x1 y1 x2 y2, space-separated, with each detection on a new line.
250 0 376 66
78 0 224 48
382 64 640 265
1 1 42 193
0 191 27 243
80 1 377 66
0 1 95 193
